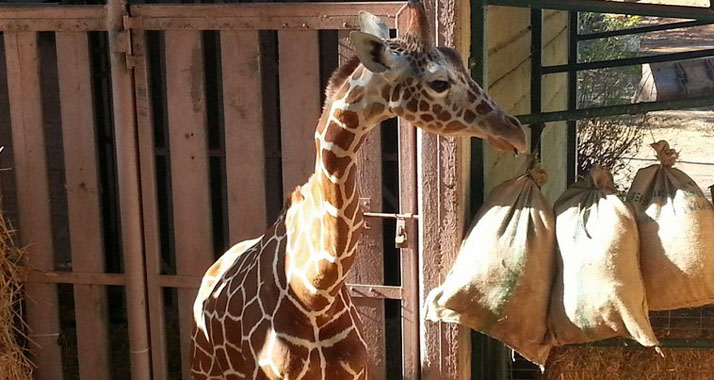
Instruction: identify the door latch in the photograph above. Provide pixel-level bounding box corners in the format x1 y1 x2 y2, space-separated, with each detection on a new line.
362 211 418 249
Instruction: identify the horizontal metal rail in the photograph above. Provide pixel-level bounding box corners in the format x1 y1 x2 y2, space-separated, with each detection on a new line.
363 211 419 220
589 338 714 349
577 20 711 41
516 95 714 124
486 0 714 21
543 48 714 74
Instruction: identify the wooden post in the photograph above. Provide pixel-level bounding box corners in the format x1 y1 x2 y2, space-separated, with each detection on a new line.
107 1 152 379
4 31 65 380
131 29 171 379
278 30 321 197
339 31 388 380
56 31 112 380
164 30 214 379
417 0 471 379
221 30 269 243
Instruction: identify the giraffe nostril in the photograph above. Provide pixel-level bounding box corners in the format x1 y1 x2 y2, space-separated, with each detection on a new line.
506 115 521 127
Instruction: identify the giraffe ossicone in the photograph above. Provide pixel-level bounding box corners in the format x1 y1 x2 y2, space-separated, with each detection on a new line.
190 2 526 379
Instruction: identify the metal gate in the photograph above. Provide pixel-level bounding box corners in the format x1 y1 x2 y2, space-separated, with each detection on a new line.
0 1 423 379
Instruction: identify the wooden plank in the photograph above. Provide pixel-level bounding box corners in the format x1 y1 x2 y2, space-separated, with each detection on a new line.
55 31 111 380
0 5 104 19
4 31 64 380
128 17 380 31
130 2 400 24
337 31 387 380
107 0 152 377
164 30 214 380
278 30 320 198
220 30 268 243
0 19 106 32
27 271 125 286
131 29 170 380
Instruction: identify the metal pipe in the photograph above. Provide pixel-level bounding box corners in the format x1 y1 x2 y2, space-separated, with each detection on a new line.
566 11 578 184
469 0 487 218
543 48 714 74
577 20 711 41
530 9 543 154
106 1 152 379
486 0 714 21
590 338 714 349
516 95 714 124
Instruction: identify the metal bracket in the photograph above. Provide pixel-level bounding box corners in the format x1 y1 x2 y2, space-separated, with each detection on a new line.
362 211 418 249
395 218 408 249
359 198 371 230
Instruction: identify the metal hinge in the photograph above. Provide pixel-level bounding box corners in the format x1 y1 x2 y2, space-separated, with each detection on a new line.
360 198 418 249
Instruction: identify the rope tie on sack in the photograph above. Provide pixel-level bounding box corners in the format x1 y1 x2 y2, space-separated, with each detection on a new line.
651 140 678 167
528 164 548 187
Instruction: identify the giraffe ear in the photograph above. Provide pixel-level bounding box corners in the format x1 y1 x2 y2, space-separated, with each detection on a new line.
358 11 390 40
350 31 392 73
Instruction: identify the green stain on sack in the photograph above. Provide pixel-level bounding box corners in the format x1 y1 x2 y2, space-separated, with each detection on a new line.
481 208 530 332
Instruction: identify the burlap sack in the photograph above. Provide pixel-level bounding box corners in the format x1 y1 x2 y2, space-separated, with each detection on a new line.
425 166 555 366
548 167 658 347
626 140 714 311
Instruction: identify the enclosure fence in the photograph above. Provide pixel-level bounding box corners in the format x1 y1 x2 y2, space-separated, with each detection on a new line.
0 2 426 380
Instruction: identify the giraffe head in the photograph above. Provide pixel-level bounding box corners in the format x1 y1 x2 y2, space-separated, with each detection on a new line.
348 1 527 153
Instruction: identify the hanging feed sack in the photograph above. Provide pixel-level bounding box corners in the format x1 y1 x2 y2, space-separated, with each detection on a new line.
425 166 555 366
547 167 658 348
627 140 714 311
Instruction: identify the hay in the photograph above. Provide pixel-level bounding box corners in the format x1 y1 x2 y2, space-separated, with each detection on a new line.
0 207 32 380
544 308 714 380
543 345 714 380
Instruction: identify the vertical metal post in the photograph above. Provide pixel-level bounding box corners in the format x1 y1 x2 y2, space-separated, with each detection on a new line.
469 0 487 218
531 9 544 154
566 11 579 184
106 1 152 379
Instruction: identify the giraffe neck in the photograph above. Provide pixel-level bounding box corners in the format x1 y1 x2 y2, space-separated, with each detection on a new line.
285 65 389 312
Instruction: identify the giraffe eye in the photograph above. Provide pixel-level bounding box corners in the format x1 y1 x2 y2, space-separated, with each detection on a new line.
428 80 451 93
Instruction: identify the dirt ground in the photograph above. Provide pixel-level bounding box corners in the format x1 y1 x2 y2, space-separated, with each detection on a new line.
618 4 714 200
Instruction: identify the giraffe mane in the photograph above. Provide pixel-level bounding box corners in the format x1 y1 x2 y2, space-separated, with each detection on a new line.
324 55 361 105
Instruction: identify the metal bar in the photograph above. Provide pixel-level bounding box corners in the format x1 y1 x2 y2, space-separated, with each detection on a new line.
106 1 152 379
26 271 126 286
469 0 487 218
543 48 714 74
347 284 403 300
517 95 714 124
470 2 488 376
530 9 543 154
566 11 578 185
589 338 714 349
485 0 714 21
577 20 710 41
363 211 419 219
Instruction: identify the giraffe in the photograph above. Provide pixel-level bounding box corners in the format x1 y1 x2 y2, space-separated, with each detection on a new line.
189 2 527 379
